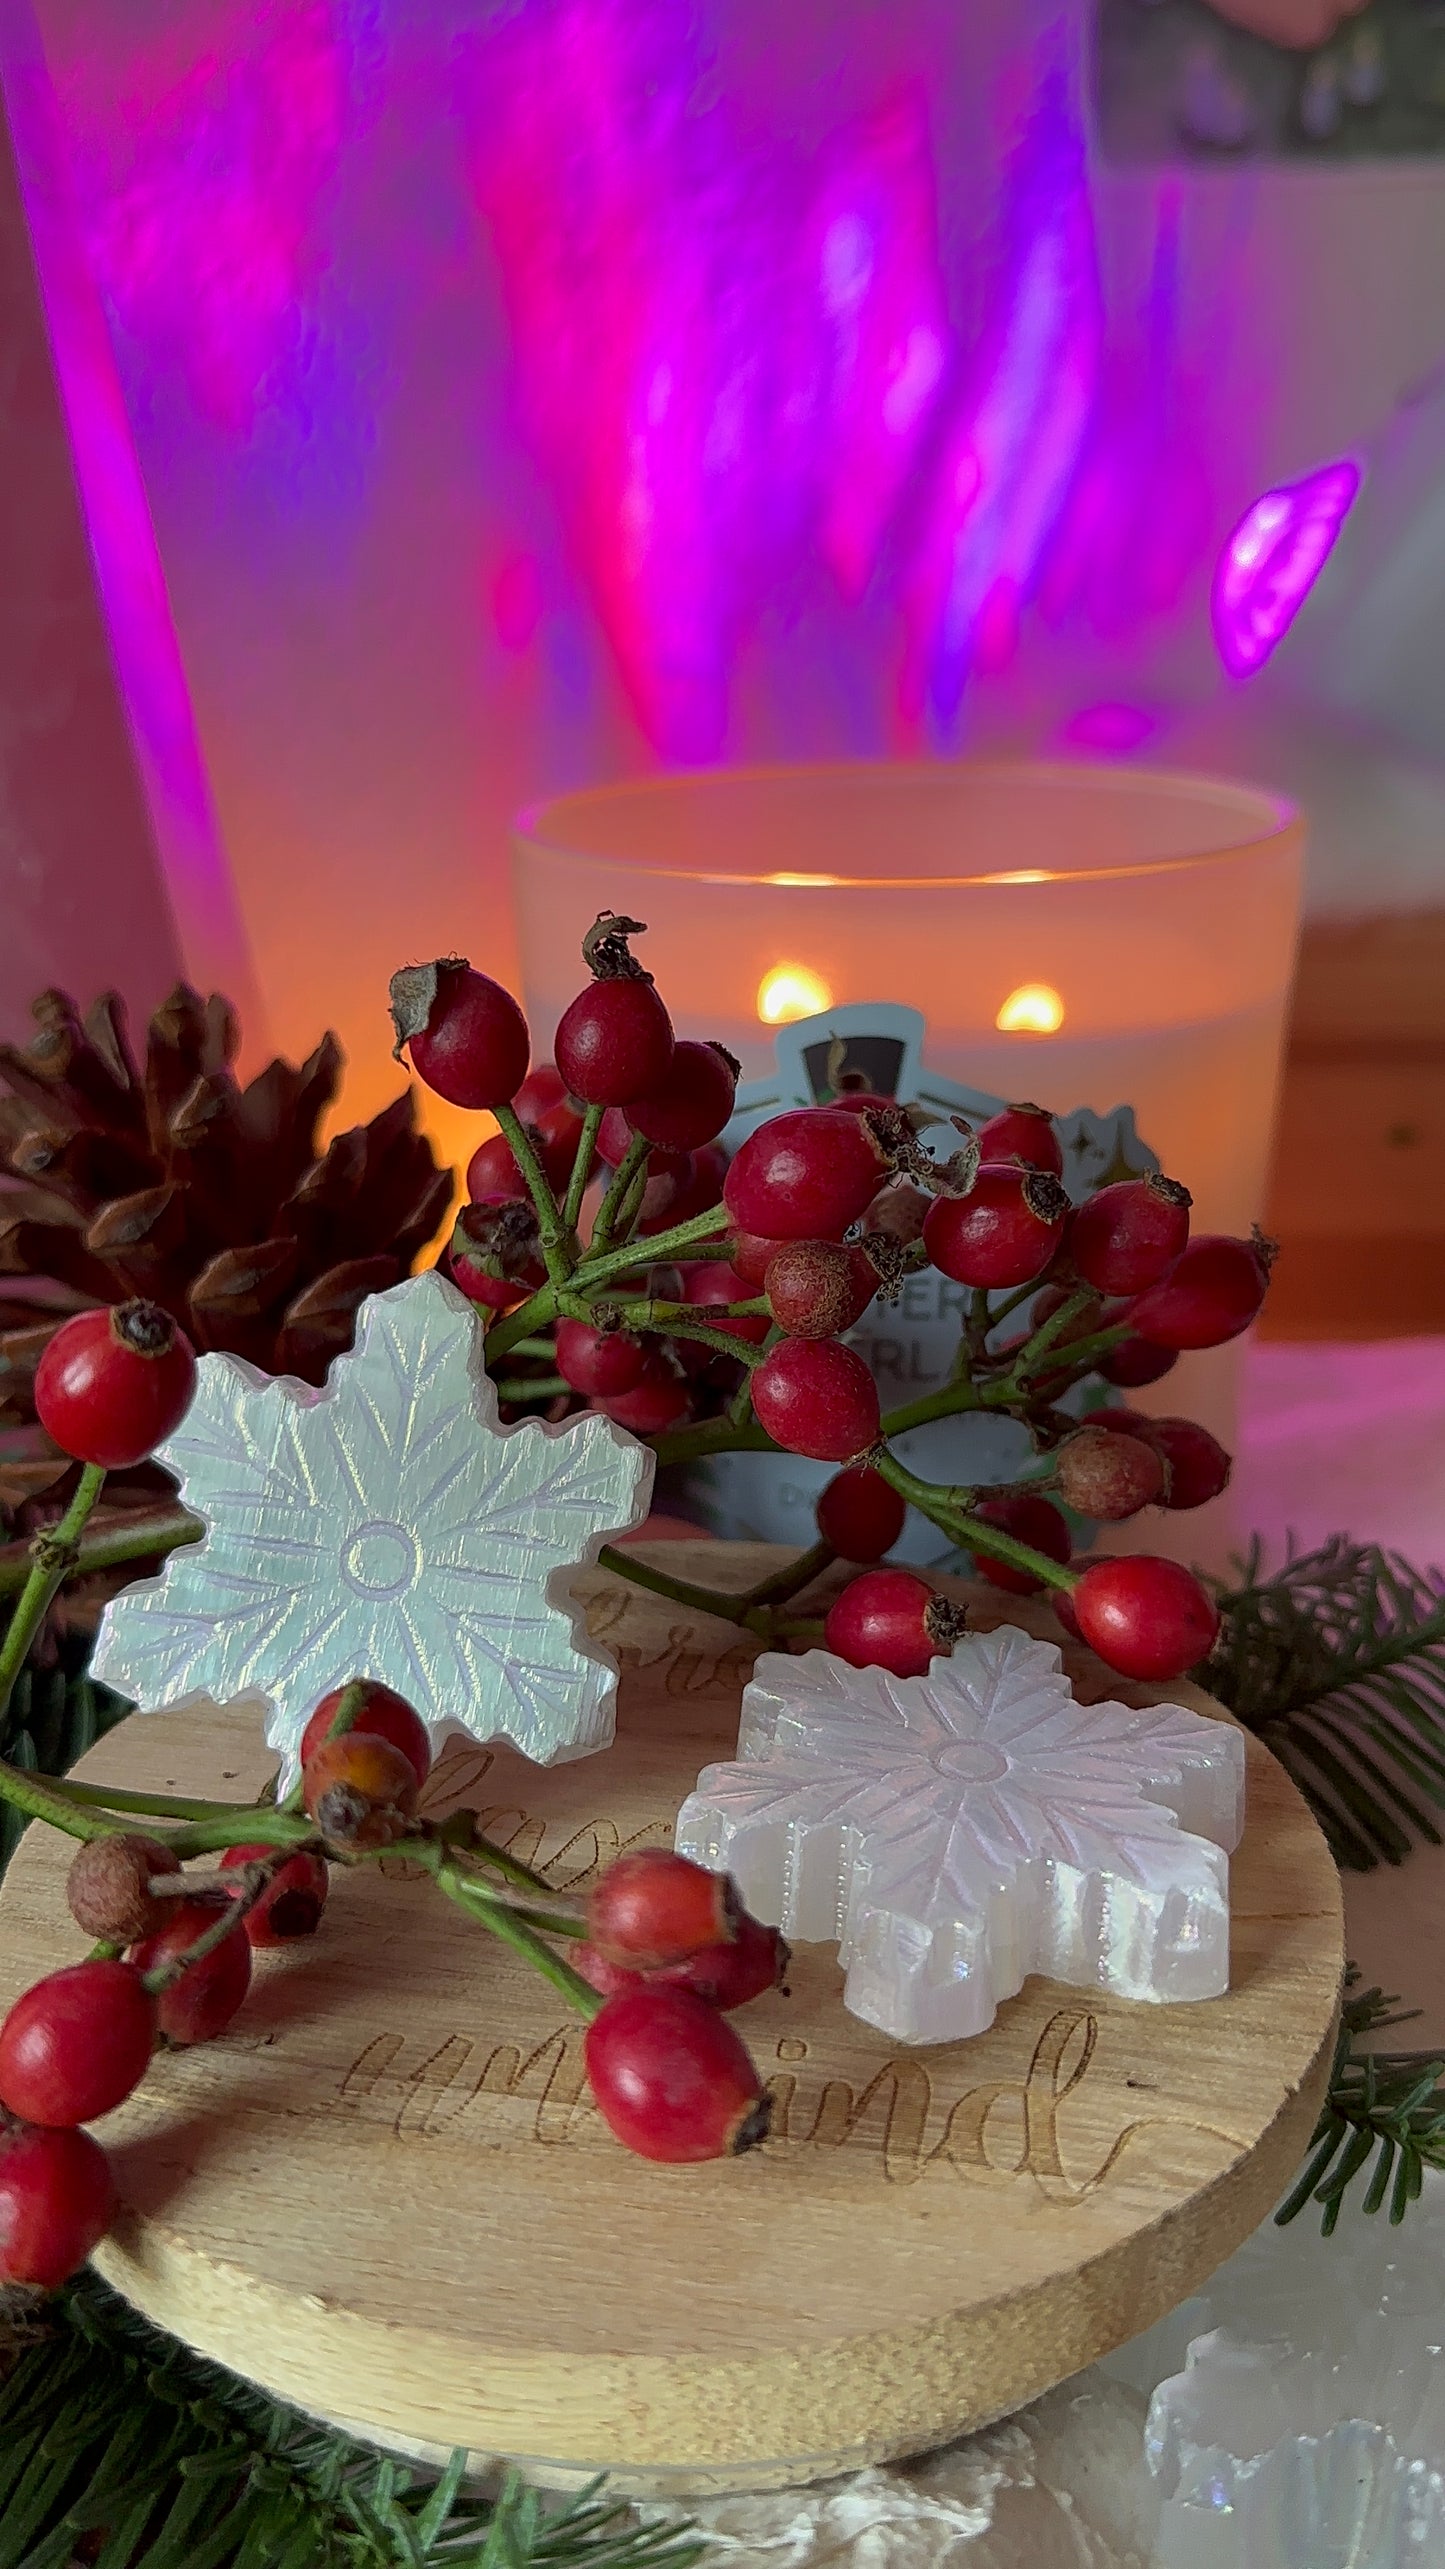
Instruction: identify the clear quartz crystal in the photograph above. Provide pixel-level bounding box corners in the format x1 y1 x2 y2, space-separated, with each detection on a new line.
1108 2178 1445 2567
92 1270 653 1781
676 1629 1244 2045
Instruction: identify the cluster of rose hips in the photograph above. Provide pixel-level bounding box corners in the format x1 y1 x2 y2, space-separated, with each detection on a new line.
0 1650 777 2291
393 916 1271 1690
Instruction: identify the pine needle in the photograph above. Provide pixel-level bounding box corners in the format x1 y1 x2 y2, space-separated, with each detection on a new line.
1276 1972 1445 2236
0 2280 707 2569
1206 1537 1445 1869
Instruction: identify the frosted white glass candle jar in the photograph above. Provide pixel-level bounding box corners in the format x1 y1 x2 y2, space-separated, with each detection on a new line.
513 762 1304 1566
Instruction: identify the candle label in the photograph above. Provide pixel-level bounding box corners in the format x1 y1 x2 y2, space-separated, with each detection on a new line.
676 1627 1244 2046
91 1271 654 1783
703 1002 1159 1552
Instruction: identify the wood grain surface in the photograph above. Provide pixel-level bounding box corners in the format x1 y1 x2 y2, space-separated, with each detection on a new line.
0 1547 1345 2498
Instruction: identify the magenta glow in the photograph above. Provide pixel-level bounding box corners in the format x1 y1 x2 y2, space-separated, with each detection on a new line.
1212 459 1361 681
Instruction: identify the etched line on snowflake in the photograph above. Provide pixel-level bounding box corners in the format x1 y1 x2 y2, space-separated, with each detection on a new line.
92 1271 654 1780
676 1627 1246 2046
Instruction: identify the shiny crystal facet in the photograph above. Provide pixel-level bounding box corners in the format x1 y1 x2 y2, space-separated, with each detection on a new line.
676 1629 1244 2044
92 1270 652 1780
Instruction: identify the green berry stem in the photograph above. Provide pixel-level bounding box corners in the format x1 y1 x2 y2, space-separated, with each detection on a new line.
561 1102 604 1234
982 1319 1132 1402
874 1452 1078 1593
0 1503 201 1598
493 1103 576 1282
433 1812 563 1898
137 1863 278 1993
430 1851 602 2018
0 1462 107 1728
483 1200 731 1363
492 1376 569 1402
587 1132 651 1260
593 1536 835 1640
37 1777 275 1825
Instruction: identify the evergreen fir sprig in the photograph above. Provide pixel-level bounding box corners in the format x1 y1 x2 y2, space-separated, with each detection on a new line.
0 2277 707 2569
1205 1537 1445 1869
1277 1974 1445 2237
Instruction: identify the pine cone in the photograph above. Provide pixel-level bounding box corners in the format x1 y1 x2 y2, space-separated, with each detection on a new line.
0 985 454 1427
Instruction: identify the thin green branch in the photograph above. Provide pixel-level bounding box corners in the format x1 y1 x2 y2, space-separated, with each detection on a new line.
0 1462 107 1724
494 1103 576 1281
0 1504 201 1598
432 1854 602 2017
561 1101 604 1234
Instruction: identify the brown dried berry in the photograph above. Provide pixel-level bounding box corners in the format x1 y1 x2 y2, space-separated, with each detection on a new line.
301 1732 419 1851
764 1239 878 1338
66 1833 181 1944
1054 1425 1165 1522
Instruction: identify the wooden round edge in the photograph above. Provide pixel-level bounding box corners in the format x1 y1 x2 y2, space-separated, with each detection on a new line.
91 1978 1336 2502
52 1555 1345 2496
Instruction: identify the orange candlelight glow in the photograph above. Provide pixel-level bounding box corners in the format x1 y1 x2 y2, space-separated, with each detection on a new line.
996 982 1066 1034
757 963 834 1024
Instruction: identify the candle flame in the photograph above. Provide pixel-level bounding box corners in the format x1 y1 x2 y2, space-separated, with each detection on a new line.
757 963 834 1025
996 982 1065 1035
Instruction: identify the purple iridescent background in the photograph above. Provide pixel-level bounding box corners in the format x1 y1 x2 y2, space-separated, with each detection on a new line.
5 0 1445 1110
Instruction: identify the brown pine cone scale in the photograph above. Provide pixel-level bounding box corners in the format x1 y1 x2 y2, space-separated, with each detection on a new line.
0 983 453 1429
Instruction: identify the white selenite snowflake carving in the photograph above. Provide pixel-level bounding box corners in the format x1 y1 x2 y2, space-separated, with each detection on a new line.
675 1628 1245 2045
91 1271 653 1781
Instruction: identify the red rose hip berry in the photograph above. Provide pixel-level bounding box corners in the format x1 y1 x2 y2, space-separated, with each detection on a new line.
301 1734 420 1851
301 1680 432 1788
599 1353 693 1433
556 1317 650 1399
751 1338 880 1461
1143 1416 1233 1511
584 1986 772 2162
554 913 674 1106
659 1914 790 2011
0 1960 156 2126
727 1229 790 1288
970 1492 1073 1594
1071 1555 1220 1681
389 958 530 1108
626 1040 739 1150
1068 1175 1192 1296
447 1198 545 1310
129 1900 253 2045
576 1913 789 2013
587 1848 739 1971
723 1106 891 1242
1127 1234 1272 1350
221 1845 330 1945
764 1239 877 1338
923 1167 1070 1290
35 1301 196 1469
0 2123 117 2291
1099 1332 1178 1388
977 1102 1063 1175
816 1464 907 1561
678 1260 771 1348
824 1568 963 1677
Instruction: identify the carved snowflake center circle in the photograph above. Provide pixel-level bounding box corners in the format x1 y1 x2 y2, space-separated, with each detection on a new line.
341 1518 421 1601
931 1738 1010 1786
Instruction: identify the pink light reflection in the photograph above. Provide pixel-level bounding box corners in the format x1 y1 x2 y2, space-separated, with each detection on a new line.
468 2 951 758
66 1 345 434
1212 459 1361 681
898 51 1101 734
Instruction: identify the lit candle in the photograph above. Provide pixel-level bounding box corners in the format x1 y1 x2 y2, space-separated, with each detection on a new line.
514 762 1303 1559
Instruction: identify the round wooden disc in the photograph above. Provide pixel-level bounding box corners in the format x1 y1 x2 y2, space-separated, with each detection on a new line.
0 1548 1343 2499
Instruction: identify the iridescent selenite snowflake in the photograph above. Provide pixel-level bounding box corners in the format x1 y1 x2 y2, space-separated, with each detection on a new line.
1109 2180 1445 2567
675 1629 1245 2045
91 1271 653 1781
